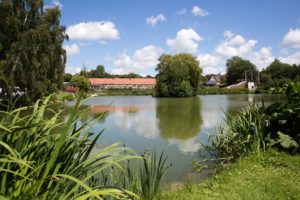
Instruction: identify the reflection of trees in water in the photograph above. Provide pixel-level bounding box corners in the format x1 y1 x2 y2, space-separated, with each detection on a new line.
156 97 202 140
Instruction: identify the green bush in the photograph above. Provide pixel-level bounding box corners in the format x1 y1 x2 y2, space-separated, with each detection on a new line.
211 82 300 163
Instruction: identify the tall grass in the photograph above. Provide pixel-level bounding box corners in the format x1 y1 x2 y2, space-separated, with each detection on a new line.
212 104 266 162
0 94 171 199
0 95 139 199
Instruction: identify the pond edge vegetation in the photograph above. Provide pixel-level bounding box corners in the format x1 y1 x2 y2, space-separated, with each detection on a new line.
0 94 172 199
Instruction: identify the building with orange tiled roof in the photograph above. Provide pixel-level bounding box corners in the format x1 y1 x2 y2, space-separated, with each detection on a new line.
89 78 156 90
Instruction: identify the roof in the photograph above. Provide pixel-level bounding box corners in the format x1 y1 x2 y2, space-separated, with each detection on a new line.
89 78 156 85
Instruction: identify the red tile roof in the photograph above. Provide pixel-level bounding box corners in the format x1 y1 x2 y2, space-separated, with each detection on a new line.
89 78 156 85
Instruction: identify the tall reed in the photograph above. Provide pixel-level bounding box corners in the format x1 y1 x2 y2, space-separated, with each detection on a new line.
212 104 266 162
0 95 139 199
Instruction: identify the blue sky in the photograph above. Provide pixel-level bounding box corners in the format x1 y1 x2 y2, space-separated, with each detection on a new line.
45 0 300 75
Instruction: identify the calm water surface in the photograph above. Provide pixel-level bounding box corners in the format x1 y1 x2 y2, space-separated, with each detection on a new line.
66 94 282 183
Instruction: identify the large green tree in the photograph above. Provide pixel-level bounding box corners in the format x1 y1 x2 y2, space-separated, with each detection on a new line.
0 0 67 102
155 53 201 97
226 56 257 85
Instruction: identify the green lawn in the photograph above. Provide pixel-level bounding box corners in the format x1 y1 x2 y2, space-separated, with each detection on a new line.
159 151 300 200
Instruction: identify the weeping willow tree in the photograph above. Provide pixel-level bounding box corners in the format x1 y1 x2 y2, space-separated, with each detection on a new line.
0 0 67 102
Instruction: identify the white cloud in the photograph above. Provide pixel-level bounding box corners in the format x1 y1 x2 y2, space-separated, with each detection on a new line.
177 9 187 15
63 44 80 56
132 45 163 69
250 47 274 70
146 14 166 26
113 53 132 68
282 28 300 48
196 31 275 74
197 54 224 74
279 51 300 65
191 6 209 17
52 0 62 9
112 45 163 74
111 68 129 75
215 31 257 57
66 21 119 41
166 28 203 53
65 65 81 75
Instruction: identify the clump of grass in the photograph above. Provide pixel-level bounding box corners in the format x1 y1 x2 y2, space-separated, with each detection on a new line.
211 104 266 162
0 95 139 199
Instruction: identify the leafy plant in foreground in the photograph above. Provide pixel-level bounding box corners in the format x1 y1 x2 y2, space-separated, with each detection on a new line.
0 95 139 199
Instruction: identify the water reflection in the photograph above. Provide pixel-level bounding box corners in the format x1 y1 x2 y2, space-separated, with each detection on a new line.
156 97 202 140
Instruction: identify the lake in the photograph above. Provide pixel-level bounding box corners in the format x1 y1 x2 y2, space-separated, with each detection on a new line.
65 94 282 183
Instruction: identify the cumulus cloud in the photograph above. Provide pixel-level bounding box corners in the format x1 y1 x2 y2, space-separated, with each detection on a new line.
250 47 274 70
112 45 163 74
166 28 203 53
191 6 209 17
279 51 300 65
215 31 257 57
282 28 300 48
197 54 224 74
66 21 119 41
63 44 80 56
146 14 166 26
196 31 275 74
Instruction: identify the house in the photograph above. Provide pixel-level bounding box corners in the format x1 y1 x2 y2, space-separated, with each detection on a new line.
89 78 156 90
204 74 221 88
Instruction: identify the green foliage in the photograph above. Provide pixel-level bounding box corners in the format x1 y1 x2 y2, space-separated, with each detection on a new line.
140 150 172 200
260 59 300 88
264 82 300 153
0 95 172 199
63 73 73 82
198 88 249 95
0 95 140 199
62 94 75 101
0 0 67 102
212 105 266 162
211 82 300 163
226 56 257 85
155 54 202 97
70 75 90 92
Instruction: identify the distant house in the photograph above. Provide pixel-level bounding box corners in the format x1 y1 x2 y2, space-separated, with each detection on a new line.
204 74 221 88
89 78 156 90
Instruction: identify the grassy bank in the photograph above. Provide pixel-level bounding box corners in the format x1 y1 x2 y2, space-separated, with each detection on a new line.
160 150 300 200
198 88 250 95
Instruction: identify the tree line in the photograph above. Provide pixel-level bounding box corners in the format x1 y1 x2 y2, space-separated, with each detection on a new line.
225 56 300 88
